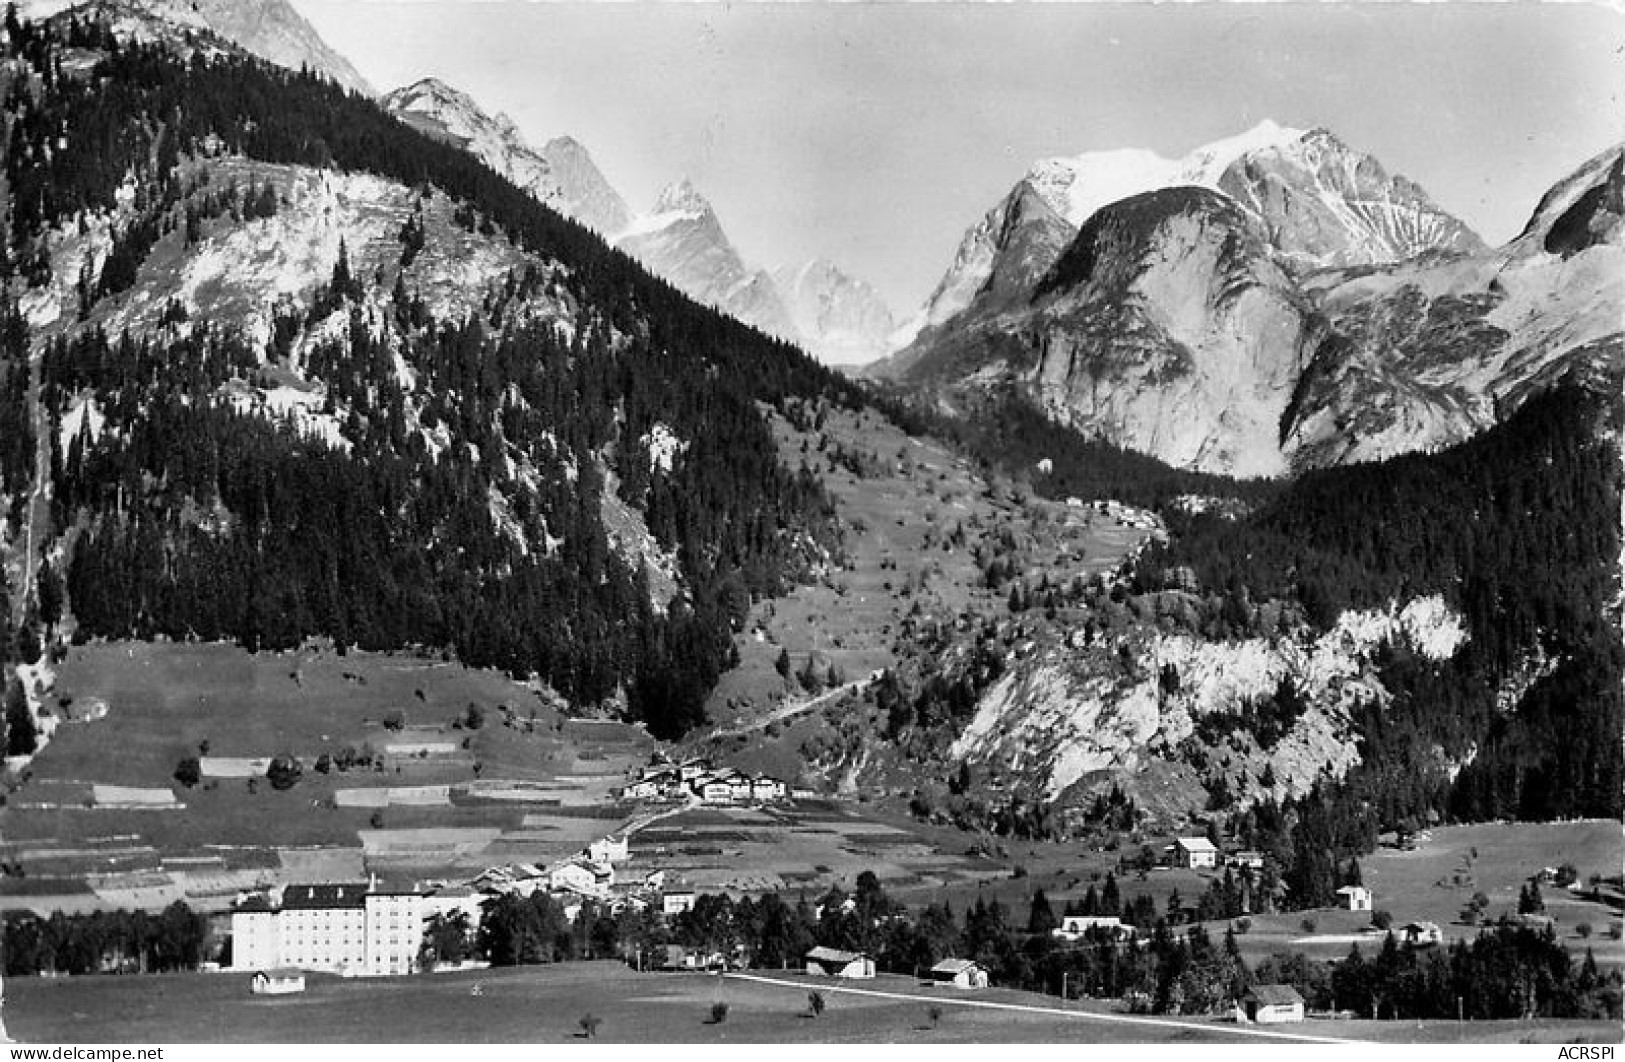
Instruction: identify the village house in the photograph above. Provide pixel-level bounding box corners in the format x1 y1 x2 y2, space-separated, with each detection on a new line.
1401 921 1444 947
699 777 735 803
547 862 601 896
662 889 698 916
1051 915 1133 943
1174 837 1219 869
928 958 990 989
621 778 661 800
661 944 726 971
249 968 306 995
1336 885 1372 911
1236 985 1304 1024
804 946 875 979
1227 851 1265 871
587 836 629 864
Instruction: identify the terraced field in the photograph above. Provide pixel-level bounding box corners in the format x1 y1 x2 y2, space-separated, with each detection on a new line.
0 642 654 911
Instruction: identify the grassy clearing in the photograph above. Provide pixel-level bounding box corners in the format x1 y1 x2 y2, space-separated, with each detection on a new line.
0 643 649 895
9 964 1617 1044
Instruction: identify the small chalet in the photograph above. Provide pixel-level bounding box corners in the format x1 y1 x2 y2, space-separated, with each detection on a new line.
548 862 600 895
662 889 698 916
622 778 661 800
250 968 306 995
1236 984 1304 1024
1052 915 1132 943
1174 837 1219 869
1227 851 1265 870
1400 921 1443 947
928 958 990 989
1336 885 1372 911
805 946 875 979
588 836 630 864
662 944 725 971
700 778 735 803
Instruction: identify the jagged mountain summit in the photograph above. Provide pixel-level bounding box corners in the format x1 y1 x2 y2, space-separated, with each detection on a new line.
382 77 631 237
875 123 1614 479
20 0 373 94
1281 143 1625 469
380 79 888 363
615 179 798 343
770 259 896 367
886 120 1483 352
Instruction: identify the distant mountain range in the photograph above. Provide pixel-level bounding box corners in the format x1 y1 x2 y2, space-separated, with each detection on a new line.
380 77 894 365
874 122 1620 477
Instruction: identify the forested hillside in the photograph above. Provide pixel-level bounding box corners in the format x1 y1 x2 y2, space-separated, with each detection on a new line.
0 12 862 737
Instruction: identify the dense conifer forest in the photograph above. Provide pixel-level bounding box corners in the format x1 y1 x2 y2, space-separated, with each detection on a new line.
0 12 863 737
1130 382 1624 826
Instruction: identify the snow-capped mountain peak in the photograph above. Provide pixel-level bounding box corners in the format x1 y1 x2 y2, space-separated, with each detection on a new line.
888 120 1482 352
652 178 712 218
771 259 897 367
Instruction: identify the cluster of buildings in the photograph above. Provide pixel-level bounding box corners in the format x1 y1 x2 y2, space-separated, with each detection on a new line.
230 831 698 979
619 758 788 804
1167 837 1264 871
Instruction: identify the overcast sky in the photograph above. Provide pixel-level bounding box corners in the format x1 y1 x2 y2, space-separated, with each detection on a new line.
290 1 1625 317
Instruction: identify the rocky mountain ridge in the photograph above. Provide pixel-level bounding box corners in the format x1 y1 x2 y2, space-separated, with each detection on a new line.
21 0 373 94
382 77 631 238
887 121 1481 351
876 128 1619 478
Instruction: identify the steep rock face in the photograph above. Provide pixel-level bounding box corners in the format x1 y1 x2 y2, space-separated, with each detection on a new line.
1217 128 1485 272
887 121 1479 354
1282 144 1625 469
771 259 896 366
869 182 1073 381
25 0 373 94
381 78 631 237
540 135 635 239
616 180 797 341
950 596 1467 809
1028 189 1324 477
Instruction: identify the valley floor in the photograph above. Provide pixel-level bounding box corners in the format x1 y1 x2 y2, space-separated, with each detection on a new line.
8 962 1619 1044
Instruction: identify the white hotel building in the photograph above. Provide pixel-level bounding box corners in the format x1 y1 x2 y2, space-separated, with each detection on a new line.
231 882 432 976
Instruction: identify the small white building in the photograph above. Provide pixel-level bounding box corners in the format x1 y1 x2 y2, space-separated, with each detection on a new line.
587 836 629 864
1052 915 1132 942
928 958 989 989
1336 885 1372 912
1401 921 1443 948
1236 985 1303 1024
662 889 698 916
250 968 306 995
1174 837 1219 869
805 946 874 979
548 862 599 895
